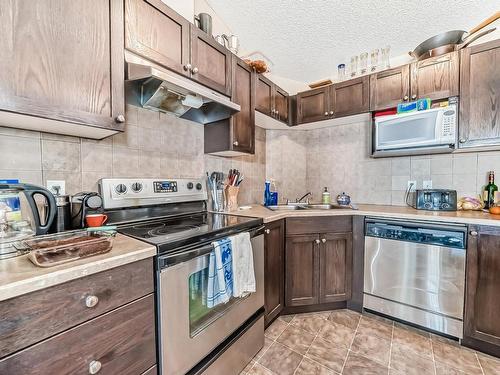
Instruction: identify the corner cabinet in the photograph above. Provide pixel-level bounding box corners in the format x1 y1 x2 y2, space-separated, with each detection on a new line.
255 75 289 124
296 86 330 124
285 217 353 311
204 56 254 155
463 225 500 357
0 0 125 138
459 39 500 149
264 220 285 326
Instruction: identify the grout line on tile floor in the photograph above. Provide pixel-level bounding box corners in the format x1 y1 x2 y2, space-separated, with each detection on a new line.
340 312 362 374
387 320 395 375
474 351 485 375
429 336 438 375
299 312 331 375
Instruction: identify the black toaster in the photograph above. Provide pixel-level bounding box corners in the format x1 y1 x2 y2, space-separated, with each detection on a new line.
409 189 457 211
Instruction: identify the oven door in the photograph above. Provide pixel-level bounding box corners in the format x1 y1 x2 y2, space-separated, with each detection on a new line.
158 230 264 375
375 109 441 150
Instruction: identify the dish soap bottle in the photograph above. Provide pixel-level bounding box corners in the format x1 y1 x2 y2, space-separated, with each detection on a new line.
264 180 271 206
322 187 331 204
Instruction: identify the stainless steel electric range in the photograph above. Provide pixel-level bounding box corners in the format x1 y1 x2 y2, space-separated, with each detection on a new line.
99 178 265 375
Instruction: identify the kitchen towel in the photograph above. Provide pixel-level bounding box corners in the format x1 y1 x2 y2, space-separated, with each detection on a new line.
206 237 233 308
230 232 256 298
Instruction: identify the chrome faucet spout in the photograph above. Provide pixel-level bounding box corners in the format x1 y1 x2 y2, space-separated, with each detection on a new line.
296 192 312 204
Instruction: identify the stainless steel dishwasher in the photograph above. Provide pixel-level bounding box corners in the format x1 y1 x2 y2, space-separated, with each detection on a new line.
364 218 467 338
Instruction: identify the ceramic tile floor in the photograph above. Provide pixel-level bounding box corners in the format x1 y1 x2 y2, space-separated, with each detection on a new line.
240 309 500 375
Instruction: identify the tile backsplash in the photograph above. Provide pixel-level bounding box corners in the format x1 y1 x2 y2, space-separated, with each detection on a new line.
0 106 265 205
1 108 497 207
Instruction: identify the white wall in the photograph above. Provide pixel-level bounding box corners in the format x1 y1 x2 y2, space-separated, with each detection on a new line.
161 0 194 21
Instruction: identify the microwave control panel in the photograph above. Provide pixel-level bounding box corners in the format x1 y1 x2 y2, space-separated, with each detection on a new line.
440 106 457 139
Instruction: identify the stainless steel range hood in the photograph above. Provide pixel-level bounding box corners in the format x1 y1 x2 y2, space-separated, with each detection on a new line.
126 62 240 124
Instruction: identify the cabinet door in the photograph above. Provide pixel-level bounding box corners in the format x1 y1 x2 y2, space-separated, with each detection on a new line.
190 25 232 95
285 235 320 307
264 220 285 326
125 0 190 76
296 87 330 124
369 65 410 110
0 0 125 131
331 76 369 118
274 86 289 124
231 57 255 154
459 40 500 148
319 232 353 304
464 225 500 356
255 75 274 116
410 51 459 101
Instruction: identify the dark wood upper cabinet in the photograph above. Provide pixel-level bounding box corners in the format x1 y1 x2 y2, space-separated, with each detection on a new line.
459 40 500 149
125 0 190 77
331 76 370 117
255 75 273 116
370 65 410 111
296 86 330 124
410 51 459 101
204 56 254 155
285 234 320 307
463 225 500 357
190 25 232 96
255 75 289 124
264 220 285 326
274 87 289 124
319 232 353 304
0 0 125 136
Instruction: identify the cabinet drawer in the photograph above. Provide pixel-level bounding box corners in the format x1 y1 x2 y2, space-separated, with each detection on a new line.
0 294 156 375
286 216 352 235
0 258 153 357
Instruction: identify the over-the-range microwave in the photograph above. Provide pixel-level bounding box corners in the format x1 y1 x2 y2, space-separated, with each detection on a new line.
373 104 457 157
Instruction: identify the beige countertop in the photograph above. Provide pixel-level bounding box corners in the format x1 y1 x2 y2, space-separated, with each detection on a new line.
229 204 500 226
0 233 156 302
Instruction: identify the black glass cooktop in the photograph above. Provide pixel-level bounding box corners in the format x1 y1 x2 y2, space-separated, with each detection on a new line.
118 212 262 253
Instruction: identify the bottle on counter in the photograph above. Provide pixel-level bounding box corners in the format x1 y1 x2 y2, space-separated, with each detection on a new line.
483 171 498 209
264 181 271 207
322 187 331 204
270 179 278 206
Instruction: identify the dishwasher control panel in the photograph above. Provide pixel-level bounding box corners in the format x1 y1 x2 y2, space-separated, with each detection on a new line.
365 220 466 249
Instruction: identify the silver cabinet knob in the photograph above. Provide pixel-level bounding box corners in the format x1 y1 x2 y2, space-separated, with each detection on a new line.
411 94 417 100
459 138 467 144
233 141 239 146
265 229 270 234
315 239 321 244
115 114 125 123
329 111 334 116
183 64 192 71
89 360 102 374
403 95 409 101
271 109 276 114
324 112 329 116
191 67 199 74
470 230 478 236
85 295 99 308
321 238 326 243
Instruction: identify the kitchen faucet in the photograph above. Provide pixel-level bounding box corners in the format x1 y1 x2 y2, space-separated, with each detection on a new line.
296 192 312 204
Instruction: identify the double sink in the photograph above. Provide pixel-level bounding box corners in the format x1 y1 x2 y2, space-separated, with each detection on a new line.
267 203 354 211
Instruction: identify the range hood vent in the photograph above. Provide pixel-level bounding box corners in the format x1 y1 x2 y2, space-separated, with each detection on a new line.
126 62 240 124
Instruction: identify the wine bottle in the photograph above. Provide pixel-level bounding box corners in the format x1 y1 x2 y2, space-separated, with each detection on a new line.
483 171 498 209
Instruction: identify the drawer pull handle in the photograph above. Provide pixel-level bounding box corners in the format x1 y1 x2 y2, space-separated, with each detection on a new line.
85 295 99 308
89 360 102 374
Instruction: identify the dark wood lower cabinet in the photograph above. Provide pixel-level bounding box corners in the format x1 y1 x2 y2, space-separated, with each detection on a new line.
264 220 285 326
0 295 156 375
319 232 352 303
285 234 320 307
463 225 500 357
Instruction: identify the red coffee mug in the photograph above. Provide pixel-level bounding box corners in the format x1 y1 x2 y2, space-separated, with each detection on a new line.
85 214 108 227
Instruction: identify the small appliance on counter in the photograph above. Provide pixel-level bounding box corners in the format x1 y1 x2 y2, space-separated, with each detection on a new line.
407 189 457 211
50 194 72 233
70 192 103 229
0 183 56 259
336 192 351 206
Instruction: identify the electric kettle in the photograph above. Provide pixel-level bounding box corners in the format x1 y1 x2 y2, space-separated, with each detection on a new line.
0 183 56 258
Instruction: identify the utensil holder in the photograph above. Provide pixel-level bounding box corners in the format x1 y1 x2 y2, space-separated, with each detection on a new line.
225 186 240 212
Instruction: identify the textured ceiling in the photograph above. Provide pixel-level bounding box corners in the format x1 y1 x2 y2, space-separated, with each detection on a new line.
206 0 499 83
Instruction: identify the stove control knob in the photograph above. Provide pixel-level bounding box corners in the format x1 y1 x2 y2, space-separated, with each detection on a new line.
131 182 143 192
187 182 194 190
115 183 127 194
196 183 203 190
